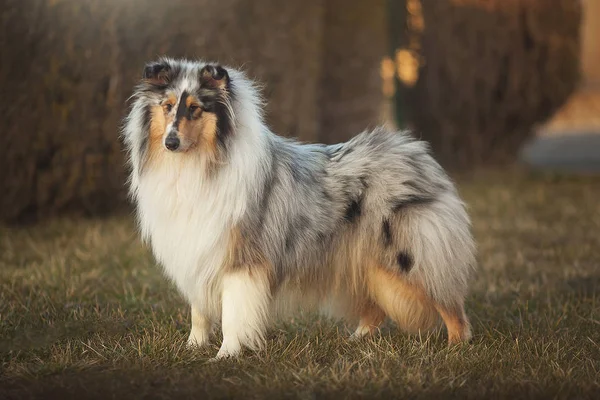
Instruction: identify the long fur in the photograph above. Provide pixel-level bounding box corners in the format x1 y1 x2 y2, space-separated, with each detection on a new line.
122 58 477 358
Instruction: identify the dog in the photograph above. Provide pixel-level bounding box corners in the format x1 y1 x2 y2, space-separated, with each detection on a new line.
122 58 476 359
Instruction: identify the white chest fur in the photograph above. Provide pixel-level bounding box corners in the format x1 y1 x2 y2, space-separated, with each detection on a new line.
135 156 247 310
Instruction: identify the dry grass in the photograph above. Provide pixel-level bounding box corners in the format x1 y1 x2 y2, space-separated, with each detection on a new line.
1 169 599 399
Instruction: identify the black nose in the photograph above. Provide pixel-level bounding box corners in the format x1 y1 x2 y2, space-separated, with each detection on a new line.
165 135 180 151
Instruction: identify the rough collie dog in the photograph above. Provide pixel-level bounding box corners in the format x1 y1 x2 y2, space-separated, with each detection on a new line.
122 58 476 359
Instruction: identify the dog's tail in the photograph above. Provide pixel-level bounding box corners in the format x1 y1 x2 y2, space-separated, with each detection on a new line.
371 190 476 333
404 190 475 304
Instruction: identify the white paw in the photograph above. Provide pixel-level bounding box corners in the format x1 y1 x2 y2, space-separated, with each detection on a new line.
348 332 363 341
214 340 241 359
349 325 370 341
186 330 209 348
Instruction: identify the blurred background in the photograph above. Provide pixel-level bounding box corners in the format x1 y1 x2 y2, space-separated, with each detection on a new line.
0 0 596 223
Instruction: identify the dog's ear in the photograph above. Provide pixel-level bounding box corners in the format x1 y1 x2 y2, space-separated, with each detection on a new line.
200 64 229 90
143 61 171 86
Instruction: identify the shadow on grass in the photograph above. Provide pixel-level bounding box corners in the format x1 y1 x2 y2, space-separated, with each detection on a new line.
1 366 598 400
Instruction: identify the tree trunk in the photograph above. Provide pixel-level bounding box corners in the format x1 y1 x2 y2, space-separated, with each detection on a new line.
394 0 581 168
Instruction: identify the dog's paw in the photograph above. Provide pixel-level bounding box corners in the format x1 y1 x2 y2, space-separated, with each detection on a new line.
207 353 232 363
213 340 241 360
348 333 363 342
186 331 210 349
349 326 371 341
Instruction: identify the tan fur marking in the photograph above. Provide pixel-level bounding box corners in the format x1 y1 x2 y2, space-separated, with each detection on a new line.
365 265 471 345
225 226 275 291
201 69 228 90
177 118 191 140
354 302 386 337
147 105 168 161
165 93 177 107
226 227 266 267
197 112 219 164
185 95 199 108
367 266 439 333
433 303 472 345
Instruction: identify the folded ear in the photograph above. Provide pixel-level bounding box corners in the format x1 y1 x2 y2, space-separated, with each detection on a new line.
142 61 171 86
200 64 229 90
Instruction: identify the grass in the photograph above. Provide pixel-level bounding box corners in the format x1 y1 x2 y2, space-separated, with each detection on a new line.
1 169 599 399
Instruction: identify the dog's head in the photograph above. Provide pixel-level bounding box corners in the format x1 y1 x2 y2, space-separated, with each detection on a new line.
133 58 235 164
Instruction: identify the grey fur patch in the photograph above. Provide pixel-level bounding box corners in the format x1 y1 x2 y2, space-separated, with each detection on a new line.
237 127 469 289
285 215 310 253
391 195 435 212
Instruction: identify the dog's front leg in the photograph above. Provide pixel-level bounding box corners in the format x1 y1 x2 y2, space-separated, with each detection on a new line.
187 305 213 348
215 268 271 359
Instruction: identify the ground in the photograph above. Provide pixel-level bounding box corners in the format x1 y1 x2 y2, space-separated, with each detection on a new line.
1 169 599 399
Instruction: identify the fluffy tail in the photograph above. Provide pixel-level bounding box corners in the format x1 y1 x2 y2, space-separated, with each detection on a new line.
371 191 476 333
400 191 476 307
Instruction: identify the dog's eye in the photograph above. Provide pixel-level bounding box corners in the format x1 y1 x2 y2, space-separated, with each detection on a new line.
164 103 173 112
189 105 200 113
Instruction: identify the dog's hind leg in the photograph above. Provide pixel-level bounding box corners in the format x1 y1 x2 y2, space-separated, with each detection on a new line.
215 267 272 359
350 302 386 340
367 266 440 336
187 306 213 348
432 301 472 345
367 265 472 345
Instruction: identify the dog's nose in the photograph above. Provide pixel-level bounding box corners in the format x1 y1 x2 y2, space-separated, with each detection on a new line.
165 135 180 151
